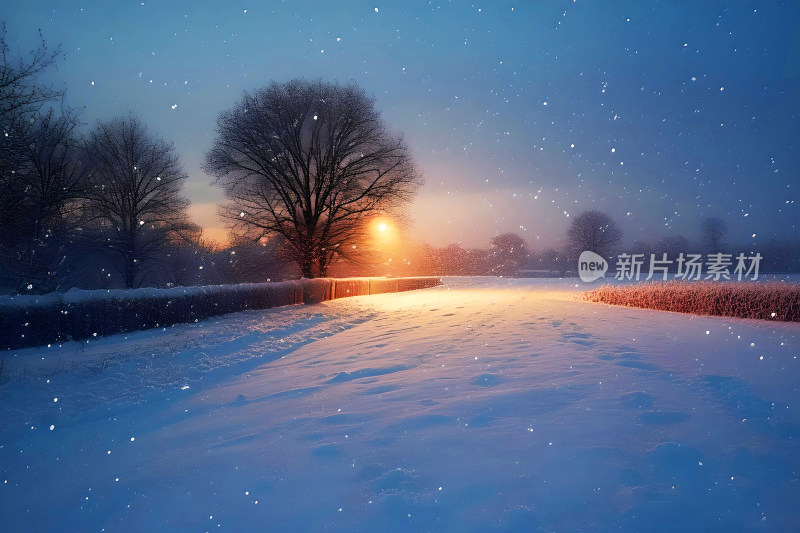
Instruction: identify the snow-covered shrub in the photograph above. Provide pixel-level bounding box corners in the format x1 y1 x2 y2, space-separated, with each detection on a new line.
579 281 800 322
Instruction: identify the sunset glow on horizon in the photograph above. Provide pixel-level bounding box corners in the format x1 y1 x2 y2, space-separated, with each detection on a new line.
5 1 797 252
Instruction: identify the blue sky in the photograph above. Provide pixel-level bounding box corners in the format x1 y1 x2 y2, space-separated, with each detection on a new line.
4 0 799 248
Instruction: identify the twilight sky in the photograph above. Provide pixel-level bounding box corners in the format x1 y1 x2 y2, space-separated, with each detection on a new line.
4 1 799 249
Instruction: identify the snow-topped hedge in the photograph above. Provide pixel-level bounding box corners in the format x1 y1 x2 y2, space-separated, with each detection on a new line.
0 277 442 350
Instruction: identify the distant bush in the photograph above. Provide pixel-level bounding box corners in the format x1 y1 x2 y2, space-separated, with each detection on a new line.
579 281 800 322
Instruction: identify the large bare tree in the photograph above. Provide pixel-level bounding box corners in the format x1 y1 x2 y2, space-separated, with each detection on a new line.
204 78 422 278
0 108 87 291
83 115 190 288
0 24 80 292
1 22 64 204
566 210 623 259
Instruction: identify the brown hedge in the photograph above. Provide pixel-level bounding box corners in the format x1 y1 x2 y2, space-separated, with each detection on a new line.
579 281 800 322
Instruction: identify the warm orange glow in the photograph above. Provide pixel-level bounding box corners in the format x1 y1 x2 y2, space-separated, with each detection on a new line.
202 227 230 246
370 217 394 237
370 217 400 256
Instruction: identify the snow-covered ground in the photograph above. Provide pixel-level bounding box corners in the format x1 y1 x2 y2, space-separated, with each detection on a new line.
2 277 799 531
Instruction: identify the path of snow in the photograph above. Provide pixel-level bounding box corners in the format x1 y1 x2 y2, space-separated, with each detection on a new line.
1 277 799 531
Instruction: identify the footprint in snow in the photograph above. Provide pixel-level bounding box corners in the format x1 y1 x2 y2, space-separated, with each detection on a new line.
472 373 504 387
614 360 658 371
362 384 397 395
618 391 655 409
646 442 711 484
373 468 419 493
637 411 692 425
312 444 342 459
326 365 412 383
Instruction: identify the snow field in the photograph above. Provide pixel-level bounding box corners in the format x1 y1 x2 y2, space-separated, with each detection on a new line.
1 277 799 531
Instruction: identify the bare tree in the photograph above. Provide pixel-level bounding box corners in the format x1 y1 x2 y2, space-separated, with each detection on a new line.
220 232 293 283
0 22 63 117
1 23 67 289
1 22 62 203
83 115 190 288
566 210 623 259
204 78 422 278
0 107 87 291
489 232 529 276
701 216 728 252
161 223 219 286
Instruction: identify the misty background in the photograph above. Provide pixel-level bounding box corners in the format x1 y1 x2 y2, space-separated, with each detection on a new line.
1 1 799 291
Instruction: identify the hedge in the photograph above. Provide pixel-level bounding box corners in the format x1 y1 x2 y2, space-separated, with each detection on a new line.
579 281 800 322
0 277 442 350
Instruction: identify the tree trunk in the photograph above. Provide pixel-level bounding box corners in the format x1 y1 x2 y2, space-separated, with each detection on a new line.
300 261 315 279
125 257 136 288
124 241 137 288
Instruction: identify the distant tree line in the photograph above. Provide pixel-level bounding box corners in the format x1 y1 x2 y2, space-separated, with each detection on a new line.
0 25 296 293
2 25 797 294
381 211 800 277
1 28 425 293
547 212 799 275
356 233 531 278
